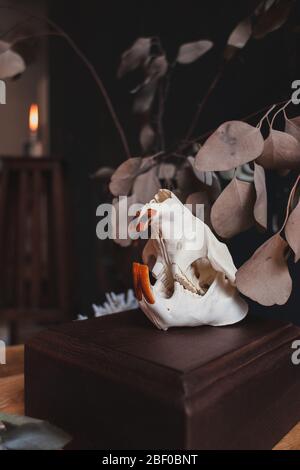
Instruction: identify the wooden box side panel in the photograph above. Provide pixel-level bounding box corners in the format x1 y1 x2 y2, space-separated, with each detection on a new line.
25 315 300 450
25 346 186 450
186 339 300 449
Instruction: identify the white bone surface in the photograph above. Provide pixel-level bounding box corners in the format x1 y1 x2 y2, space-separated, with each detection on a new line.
132 190 248 330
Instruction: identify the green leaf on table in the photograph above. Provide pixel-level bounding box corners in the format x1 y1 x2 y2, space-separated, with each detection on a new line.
0 413 71 450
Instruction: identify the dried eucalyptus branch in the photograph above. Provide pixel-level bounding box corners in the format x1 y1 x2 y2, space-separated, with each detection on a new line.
148 97 291 165
183 63 225 142
0 15 34 40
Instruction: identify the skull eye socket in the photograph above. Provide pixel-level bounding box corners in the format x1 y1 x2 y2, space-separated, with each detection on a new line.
191 258 218 292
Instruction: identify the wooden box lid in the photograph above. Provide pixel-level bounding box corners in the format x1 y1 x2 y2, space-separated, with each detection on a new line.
25 310 300 449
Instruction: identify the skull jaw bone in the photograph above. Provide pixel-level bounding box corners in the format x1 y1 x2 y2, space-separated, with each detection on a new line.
139 271 248 331
132 190 248 330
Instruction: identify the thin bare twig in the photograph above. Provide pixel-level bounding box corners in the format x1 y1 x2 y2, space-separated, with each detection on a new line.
11 30 64 46
183 63 224 142
154 38 169 152
280 174 300 233
0 15 34 40
182 98 291 151
157 82 165 151
147 97 292 166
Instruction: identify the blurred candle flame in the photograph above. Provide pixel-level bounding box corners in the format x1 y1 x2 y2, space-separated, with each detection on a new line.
29 104 38 133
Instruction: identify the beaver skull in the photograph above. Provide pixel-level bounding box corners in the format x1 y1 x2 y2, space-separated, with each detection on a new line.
131 190 248 330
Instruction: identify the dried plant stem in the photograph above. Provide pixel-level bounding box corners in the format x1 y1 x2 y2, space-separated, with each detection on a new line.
11 31 64 45
0 15 33 40
280 174 300 233
149 97 293 165
270 99 292 128
183 98 291 151
238 99 289 127
156 67 173 152
155 38 172 152
256 104 276 129
157 82 166 151
0 5 131 159
183 64 224 142
50 26 131 159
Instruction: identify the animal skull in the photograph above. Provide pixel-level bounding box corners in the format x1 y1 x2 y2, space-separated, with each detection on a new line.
131 189 248 330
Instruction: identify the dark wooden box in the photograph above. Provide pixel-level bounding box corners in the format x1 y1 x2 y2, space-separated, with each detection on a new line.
25 310 300 449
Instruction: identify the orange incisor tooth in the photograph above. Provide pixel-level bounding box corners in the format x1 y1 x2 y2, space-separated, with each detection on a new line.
132 262 142 301
139 264 155 304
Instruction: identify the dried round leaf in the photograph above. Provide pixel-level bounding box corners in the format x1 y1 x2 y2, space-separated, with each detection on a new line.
158 163 176 180
211 177 256 238
91 167 114 179
257 130 300 170
186 191 211 225
253 162 268 230
236 234 292 306
187 157 221 201
285 199 300 262
132 166 161 204
195 121 264 172
139 155 157 173
140 124 156 152
0 48 25 79
227 17 252 49
0 41 10 54
133 80 158 114
253 0 293 39
117 37 151 78
109 157 142 196
264 0 277 12
148 55 168 79
176 40 213 64
285 115 300 142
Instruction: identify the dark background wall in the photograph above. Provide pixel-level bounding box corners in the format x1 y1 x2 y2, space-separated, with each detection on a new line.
48 0 300 321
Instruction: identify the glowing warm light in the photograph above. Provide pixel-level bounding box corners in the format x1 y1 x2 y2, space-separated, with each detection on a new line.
29 104 39 133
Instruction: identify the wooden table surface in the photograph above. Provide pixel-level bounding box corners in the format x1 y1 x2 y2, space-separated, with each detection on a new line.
0 345 299 450
0 345 24 415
